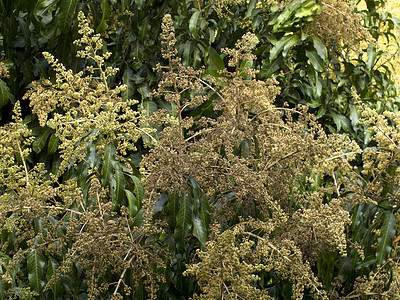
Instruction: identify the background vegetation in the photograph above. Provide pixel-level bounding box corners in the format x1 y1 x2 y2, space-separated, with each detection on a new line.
1 0 400 299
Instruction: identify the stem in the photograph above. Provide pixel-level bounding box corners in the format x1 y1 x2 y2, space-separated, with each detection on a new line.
17 142 29 186
264 150 301 172
178 100 183 157
22 205 83 215
324 151 359 161
199 79 235 118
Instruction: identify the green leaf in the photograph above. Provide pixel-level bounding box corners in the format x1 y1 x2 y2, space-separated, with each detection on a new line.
140 99 158 115
97 0 111 33
47 134 59 154
0 79 11 107
376 211 396 265
261 57 282 78
192 215 207 249
328 112 351 132
294 0 320 19
367 45 377 70
349 105 359 127
317 251 335 289
27 249 46 294
46 257 63 297
174 193 193 248
306 50 324 72
126 189 139 217
121 0 133 10
127 174 144 204
189 10 202 40
112 167 125 206
271 1 302 31
33 127 52 153
122 68 135 101
58 0 78 33
313 37 327 60
207 46 224 71
316 107 326 119
270 34 298 61
101 144 115 187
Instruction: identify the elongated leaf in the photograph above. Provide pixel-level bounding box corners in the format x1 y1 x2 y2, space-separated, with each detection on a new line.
261 57 282 78
271 1 302 30
294 0 319 19
126 174 144 205
27 249 46 294
112 167 125 206
46 257 63 296
207 46 224 71
192 215 207 249
58 0 78 33
313 37 327 60
282 34 299 57
122 68 135 101
189 10 202 40
0 79 11 107
167 192 179 228
327 112 351 132
140 100 158 116
97 0 111 33
47 134 59 154
270 34 298 61
376 211 396 265
126 189 139 217
367 45 377 70
306 50 324 72
174 193 193 247
101 144 115 186
33 127 53 153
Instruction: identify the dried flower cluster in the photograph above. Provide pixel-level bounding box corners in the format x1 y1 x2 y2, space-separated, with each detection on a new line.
140 13 365 299
307 0 373 53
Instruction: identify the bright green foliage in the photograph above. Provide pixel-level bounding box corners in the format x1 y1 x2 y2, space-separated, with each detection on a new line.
1 0 400 299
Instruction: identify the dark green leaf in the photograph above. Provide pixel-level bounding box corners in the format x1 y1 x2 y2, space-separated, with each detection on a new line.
306 50 324 72
46 257 63 296
97 0 112 33
127 174 144 204
328 112 351 132
101 144 115 186
367 45 377 70
192 215 207 249
112 167 125 206
174 193 193 247
33 127 52 153
0 79 11 107
207 46 224 71
58 0 78 33
189 10 202 40
376 211 396 265
270 34 298 61
122 68 135 101
27 249 46 294
47 134 59 154
126 189 139 217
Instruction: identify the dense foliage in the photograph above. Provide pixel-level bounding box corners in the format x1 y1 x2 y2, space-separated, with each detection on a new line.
1 0 400 299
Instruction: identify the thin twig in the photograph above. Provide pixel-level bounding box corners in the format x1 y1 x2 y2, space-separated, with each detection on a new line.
17 142 29 186
199 78 235 119
22 205 83 215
